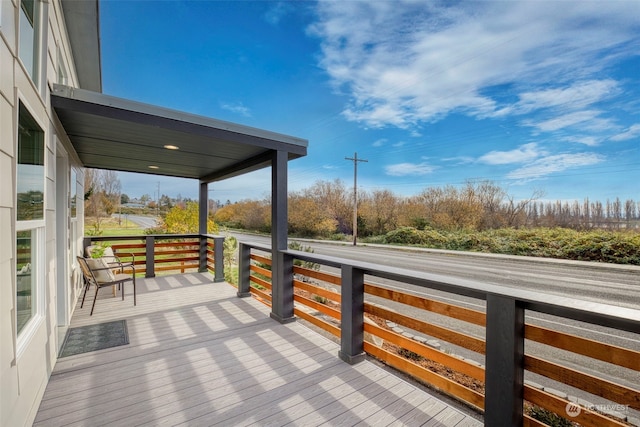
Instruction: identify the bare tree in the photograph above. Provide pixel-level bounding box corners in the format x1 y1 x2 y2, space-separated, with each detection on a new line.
83 169 121 234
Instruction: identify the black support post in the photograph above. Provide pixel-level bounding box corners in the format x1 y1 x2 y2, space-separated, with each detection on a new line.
198 182 208 274
145 235 155 278
270 150 295 324
339 265 366 364
237 242 251 297
212 236 224 282
485 294 525 426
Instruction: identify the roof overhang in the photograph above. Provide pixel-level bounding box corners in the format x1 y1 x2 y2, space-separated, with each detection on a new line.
61 0 102 92
51 85 308 183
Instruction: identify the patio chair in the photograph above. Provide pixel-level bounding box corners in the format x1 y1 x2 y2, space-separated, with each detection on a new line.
77 256 136 316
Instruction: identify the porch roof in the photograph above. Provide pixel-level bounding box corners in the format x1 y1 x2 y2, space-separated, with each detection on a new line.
51 84 308 182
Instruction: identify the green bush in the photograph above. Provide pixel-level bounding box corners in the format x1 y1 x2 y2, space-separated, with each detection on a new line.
380 226 639 265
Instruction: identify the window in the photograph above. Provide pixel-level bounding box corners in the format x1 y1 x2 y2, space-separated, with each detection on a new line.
17 103 44 221
19 0 39 82
57 45 68 85
70 169 77 218
16 102 44 337
16 230 37 334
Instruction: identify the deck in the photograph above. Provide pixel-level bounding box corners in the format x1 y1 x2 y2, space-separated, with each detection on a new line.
35 273 482 426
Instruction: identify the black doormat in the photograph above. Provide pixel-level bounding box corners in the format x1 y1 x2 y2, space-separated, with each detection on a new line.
59 320 129 358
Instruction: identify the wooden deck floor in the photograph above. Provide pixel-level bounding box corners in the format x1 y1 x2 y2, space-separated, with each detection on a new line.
35 273 482 426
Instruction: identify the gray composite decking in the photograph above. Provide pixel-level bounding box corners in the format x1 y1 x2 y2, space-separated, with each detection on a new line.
35 273 482 426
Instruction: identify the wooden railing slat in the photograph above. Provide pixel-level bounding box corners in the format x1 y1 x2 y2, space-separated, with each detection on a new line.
365 303 486 354
294 280 341 303
365 284 486 326
525 324 640 371
364 342 485 410
364 322 485 381
525 355 640 410
524 386 627 427
294 294 341 320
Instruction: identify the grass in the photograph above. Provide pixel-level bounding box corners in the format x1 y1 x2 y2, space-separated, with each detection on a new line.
85 217 145 236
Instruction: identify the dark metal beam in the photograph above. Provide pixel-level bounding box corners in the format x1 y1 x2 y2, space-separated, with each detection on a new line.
269 150 295 324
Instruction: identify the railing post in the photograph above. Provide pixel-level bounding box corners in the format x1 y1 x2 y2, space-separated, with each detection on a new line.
270 251 295 324
198 235 208 274
145 235 155 278
485 294 525 426
213 236 225 282
237 242 251 297
339 265 366 364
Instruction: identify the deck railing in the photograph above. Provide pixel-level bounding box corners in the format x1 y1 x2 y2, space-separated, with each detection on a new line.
83 234 225 282
238 242 640 427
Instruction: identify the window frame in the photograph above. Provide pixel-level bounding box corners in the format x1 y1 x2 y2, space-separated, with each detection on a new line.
18 0 41 85
15 98 46 355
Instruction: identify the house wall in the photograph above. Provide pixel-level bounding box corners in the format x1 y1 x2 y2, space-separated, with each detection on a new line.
0 1 86 425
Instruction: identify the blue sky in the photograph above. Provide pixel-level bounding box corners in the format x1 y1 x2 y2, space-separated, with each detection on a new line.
100 1 640 204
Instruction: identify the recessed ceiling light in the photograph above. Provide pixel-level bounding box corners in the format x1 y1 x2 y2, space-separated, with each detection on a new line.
148 165 159 169
164 144 179 150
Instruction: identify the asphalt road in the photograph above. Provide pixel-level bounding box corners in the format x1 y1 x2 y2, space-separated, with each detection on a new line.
120 214 158 229
230 232 640 420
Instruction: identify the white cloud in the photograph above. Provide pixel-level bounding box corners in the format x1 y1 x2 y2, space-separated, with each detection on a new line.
479 143 543 165
610 124 640 141
507 153 604 180
525 110 617 133
493 80 620 117
220 102 252 117
309 1 640 129
563 136 602 147
372 138 387 147
385 162 436 176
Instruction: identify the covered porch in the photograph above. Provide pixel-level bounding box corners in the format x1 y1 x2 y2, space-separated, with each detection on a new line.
35 273 480 426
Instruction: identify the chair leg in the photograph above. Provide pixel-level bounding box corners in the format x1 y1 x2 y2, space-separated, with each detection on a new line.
80 279 90 308
133 277 136 306
121 281 125 301
90 286 100 316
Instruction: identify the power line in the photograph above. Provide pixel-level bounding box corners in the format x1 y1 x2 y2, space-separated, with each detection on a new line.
345 152 368 246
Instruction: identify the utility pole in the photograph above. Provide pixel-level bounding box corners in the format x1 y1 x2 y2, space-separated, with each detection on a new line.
156 182 160 218
345 152 368 246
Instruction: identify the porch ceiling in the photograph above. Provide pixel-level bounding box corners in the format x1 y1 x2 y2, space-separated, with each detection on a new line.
51 84 308 183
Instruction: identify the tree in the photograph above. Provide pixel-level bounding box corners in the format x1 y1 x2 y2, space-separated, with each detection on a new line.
84 169 121 233
163 201 218 234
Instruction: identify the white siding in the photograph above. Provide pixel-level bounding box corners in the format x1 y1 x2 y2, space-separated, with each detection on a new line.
0 0 87 425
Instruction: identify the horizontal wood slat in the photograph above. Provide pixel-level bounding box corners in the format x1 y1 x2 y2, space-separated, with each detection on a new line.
153 242 198 248
251 254 272 265
154 257 200 264
525 324 640 371
365 284 486 327
250 286 272 303
250 275 271 290
293 280 341 304
364 342 484 410
153 249 199 256
250 265 272 278
293 265 342 286
112 243 146 250
155 264 198 273
524 386 627 427
525 356 640 411
363 322 485 382
523 415 550 427
293 294 341 321
294 308 341 338
365 303 486 354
